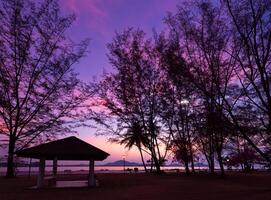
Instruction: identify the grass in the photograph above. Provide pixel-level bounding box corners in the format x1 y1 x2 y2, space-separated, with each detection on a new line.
1 172 271 200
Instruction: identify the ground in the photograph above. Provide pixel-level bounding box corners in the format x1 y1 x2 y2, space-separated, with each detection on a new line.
1 172 271 200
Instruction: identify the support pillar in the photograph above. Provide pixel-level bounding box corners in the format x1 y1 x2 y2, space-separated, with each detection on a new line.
28 158 32 178
37 158 45 188
88 160 95 187
53 157 57 178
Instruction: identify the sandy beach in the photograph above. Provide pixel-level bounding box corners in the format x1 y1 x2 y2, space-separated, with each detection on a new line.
1 172 271 200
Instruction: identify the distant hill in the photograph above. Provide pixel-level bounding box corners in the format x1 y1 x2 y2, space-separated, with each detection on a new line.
103 160 141 166
0 162 40 167
166 162 208 167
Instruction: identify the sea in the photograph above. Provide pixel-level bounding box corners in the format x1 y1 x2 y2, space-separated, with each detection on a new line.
0 165 210 175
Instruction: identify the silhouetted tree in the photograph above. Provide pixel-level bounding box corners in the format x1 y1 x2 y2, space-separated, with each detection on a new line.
93 29 165 173
223 0 271 163
0 0 89 177
155 35 196 174
119 121 149 172
165 0 233 175
91 0 271 174
227 144 260 171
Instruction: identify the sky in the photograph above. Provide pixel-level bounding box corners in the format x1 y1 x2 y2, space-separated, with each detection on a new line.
58 0 180 164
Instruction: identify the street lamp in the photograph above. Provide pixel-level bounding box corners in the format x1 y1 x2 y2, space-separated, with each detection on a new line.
180 99 189 105
180 98 189 119
122 155 126 174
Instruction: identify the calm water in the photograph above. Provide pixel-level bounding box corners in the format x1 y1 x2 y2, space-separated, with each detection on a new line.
0 166 209 175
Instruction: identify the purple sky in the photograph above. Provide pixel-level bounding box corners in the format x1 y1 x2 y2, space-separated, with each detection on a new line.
59 0 180 163
61 0 179 80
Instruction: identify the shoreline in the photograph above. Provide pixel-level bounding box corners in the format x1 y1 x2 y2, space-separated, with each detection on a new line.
0 167 268 176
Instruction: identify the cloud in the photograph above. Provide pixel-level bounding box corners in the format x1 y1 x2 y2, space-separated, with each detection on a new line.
61 0 111 38
60 0 180 40
63 0 106 17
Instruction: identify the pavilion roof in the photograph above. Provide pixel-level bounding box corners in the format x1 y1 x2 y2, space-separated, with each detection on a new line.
16 136 109 161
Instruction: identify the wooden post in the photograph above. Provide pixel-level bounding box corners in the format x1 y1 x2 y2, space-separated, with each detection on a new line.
88 160 95 187
53 157 57 178
28 158 32 178
37 158 45 188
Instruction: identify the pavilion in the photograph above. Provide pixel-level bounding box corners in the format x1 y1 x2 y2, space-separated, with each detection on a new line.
16 136 109 188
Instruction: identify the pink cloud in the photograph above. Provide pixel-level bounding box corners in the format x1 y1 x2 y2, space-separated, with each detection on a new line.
63 0 106 18
61 0 111 38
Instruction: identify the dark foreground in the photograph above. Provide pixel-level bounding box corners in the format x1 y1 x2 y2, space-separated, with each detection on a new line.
1 172 271 200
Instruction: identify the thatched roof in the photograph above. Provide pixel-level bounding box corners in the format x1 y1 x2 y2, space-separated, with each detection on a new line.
16 136 109 161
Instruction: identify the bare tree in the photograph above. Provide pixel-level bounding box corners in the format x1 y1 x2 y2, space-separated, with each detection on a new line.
155 35 197 174
0 0 89 177
164 0 234 175
223 0 271 163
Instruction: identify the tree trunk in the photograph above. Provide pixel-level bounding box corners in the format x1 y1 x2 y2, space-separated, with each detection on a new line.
6 137 16 178
150 159 154 172
151 148 161 174
206 154 215 174
152 153 161 174
188 144 195 173
203 145 215 174
149 137 161 174
138 147 148 173
190 155 195 173
184 160 190 175
210 158 215 174
217 152 225 176
155 160 161 174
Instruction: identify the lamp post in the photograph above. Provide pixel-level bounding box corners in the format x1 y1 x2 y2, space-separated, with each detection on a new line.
181 99 189 124
122 155 126 174
180 99 189 105
181 99 195 172
181 99 189 127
